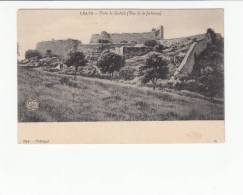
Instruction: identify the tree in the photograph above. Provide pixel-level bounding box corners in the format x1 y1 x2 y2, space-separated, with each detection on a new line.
154 44 166 52
25 49 42 59
65 51 87 75
98 31 112 44
139 52 169 90
45 49 52 57
198 66 224 100
97 50 125 78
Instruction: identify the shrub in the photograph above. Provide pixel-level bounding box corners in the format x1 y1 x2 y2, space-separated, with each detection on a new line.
98 39 110 44
45 49 52 57
119 66 136 80
182 79 198 91
153 44 166 52
139 52 169 90
130 41 138 45
169 78 183 90
120 40 128 44
198 66 224 99
97 50 125 78
59 77 78 88
144 40 157 47
65 51 87 73
25 49 42 59
78 65 101 77
60 77 70 85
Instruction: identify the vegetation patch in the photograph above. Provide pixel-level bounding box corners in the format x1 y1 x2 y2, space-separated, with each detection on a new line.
18 67 224 122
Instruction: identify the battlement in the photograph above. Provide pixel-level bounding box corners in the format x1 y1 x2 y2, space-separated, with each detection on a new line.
89 25 164 44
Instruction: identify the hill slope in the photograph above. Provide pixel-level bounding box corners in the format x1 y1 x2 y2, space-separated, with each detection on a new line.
18 67 224 122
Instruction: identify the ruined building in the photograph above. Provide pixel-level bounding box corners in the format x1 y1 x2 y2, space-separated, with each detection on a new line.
36 39 82 59
89 26 164 44
35 26 164 60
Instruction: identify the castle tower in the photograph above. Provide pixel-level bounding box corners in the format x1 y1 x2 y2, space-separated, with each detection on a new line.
160 25 164 39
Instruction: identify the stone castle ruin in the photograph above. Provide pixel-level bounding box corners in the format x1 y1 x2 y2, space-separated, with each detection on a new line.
35 25 165 62
36 39 82 59
90 26 164 44
34 25 214 78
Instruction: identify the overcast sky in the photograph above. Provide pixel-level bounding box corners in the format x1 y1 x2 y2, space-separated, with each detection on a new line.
18 9 224 58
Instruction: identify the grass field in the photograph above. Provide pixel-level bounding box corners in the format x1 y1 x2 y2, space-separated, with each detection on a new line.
18 67 224 122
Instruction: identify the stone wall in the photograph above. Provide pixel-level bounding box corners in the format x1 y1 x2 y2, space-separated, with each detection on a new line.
79 44 153 60
35 39 156 63
123 46 153 59
36 40 129 61
78 44 153 60
110 32 156 44
89 34 101 44
90 32 156 44
78 43 129 61
36 39 82 59
90 26 164 44
174 36 210 78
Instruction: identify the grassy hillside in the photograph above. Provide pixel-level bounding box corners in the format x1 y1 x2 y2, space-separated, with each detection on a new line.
18 67 224 122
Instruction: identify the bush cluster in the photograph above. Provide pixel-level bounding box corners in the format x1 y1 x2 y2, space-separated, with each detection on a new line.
97 50 125 78
25 49 42 59
59 77 78 88
119 66 136 80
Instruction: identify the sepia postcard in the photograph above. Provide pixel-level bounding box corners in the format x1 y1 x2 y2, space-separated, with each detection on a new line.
17 9 224 143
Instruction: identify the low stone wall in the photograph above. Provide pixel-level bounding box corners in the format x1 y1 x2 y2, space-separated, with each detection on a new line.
123 46 152 59
78 44 127 55
77 44 101 57
77 44 153 61
78 43 130 61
